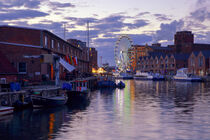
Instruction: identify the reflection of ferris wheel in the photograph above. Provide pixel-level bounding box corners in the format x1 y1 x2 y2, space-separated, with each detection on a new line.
115 34 133 72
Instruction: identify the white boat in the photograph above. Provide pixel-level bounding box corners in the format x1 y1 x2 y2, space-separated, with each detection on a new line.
134 71 153 80
0 106 14 116
173 68 202 82
116 73 133 79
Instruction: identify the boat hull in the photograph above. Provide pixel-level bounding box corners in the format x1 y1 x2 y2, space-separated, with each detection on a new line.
0 106 14 116
134 77 153 80
32 96 68 108
174 78 202 82
66 91 90 105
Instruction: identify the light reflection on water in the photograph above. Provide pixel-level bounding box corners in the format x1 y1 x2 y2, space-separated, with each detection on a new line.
0 80 210 140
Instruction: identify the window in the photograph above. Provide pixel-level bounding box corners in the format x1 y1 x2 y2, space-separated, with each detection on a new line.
63 45 65 53
44 36 48 48
191 58 194 66
58 43 60 51
51 40 54 49
18 62 27 74
199 56 203 67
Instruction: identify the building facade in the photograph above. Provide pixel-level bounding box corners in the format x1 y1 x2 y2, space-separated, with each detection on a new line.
136 31 210 76
0 25 95 83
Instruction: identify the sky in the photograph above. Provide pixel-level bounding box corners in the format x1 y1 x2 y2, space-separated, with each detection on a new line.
0 0 210 66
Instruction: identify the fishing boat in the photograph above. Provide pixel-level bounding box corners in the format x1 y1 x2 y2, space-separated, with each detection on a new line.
173 68 202 82
65 80 90 105
0 106 14 116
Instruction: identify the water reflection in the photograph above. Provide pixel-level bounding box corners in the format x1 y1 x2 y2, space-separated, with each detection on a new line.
0 81 210 140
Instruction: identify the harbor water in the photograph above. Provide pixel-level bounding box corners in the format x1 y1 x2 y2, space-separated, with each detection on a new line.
0 80 210 140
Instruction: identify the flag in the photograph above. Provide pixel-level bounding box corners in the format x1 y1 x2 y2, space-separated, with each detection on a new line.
75 56 78 66
73 56 76 66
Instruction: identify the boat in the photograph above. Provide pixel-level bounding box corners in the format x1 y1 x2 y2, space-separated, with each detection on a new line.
65 80 90 105
0 106 14 116
31 95 68 108
134 71 153 80
116 81 125 89
31 88 68 108
173 68 202 82
152 73 165 81
116 73 133 80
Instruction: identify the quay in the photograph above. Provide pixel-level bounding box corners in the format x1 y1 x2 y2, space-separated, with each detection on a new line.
0 76 98 109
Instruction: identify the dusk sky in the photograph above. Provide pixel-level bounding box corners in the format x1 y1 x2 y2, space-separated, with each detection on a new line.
0 0 210 66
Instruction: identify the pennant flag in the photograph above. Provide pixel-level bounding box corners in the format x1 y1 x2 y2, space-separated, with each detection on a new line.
69 56 73 65
72 56 76 66
75 56 78 66
66 55 70 64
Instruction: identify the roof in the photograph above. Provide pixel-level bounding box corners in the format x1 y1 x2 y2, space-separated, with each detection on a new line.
0 50 17 74
148 45 172 51
174 53 190 60
0 25 82 51
200 50 210 58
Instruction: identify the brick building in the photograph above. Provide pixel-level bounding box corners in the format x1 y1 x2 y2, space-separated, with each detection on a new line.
136 31 210 76
188 51 210 76
67 39 90 74
89 47 98 71
129 43 172 71
0 25 94 83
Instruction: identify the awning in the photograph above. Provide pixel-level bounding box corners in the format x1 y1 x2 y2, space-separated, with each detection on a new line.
59 58 75 72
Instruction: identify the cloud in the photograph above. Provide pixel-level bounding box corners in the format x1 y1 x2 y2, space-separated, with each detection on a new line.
0 9 48 21
49 2 75 9
190 7 210 22
153 20 184 42
125 19 149 30
136 12 150 17
153 14 172 21
0 0 41 8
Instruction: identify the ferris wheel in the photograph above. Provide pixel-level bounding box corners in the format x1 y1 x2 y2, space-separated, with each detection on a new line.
115 34 133 72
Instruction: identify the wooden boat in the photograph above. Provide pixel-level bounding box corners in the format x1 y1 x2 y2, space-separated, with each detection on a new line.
31 95 68 108
0 106 14 116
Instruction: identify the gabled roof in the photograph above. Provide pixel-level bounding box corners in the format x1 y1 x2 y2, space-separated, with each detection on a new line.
0 50 17 74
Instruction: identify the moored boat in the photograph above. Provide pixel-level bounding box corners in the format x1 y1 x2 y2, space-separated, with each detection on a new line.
173 68 202 82
116 81 125 89
31 95 68 108
65 80 90 105
0 106 14 116
134 71 153 80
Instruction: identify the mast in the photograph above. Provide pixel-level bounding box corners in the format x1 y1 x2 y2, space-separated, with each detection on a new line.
87 21 89 48
63 23 66 40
